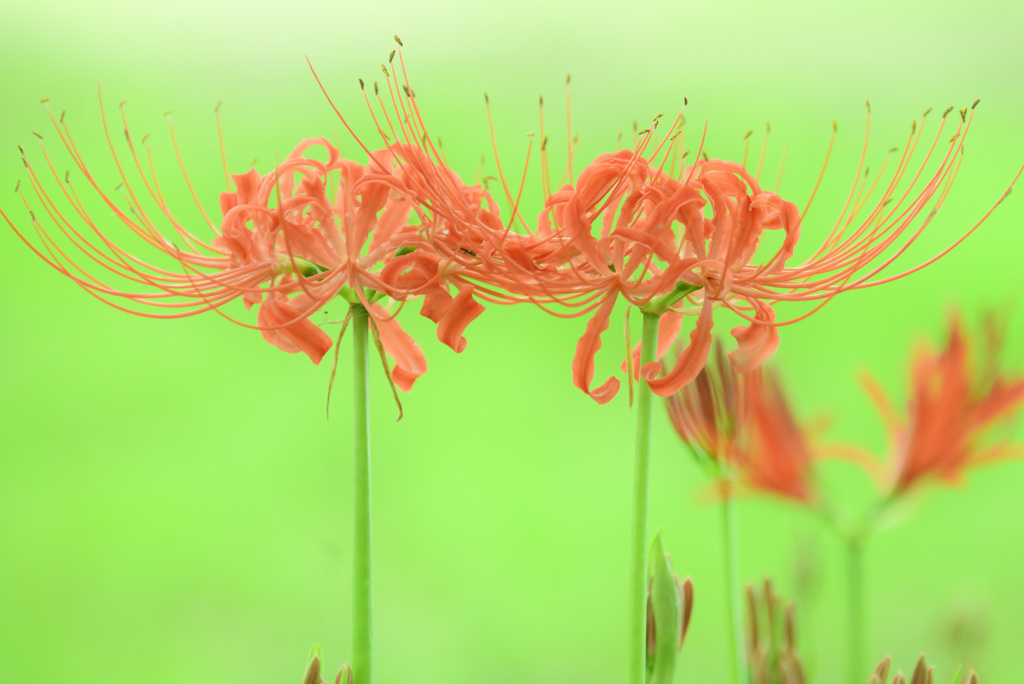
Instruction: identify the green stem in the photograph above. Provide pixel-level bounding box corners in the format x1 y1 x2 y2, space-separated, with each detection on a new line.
847 534 864 684
351 305 373 684
628 311 660 684
721 481 744 684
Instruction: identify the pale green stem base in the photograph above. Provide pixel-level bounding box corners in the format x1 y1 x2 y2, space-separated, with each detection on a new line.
847 535 864 684
351 305 373 684
628 312 660 684
721 481 745 684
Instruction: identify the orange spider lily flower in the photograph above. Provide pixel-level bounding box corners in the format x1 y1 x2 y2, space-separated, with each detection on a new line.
4 96 483 388
862 314 1024 495
666 343 816 503
320 43 1020 404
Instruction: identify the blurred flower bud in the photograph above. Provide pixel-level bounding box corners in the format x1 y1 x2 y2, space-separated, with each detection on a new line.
645 532 694 684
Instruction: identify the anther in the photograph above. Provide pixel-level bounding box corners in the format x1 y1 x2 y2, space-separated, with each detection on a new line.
942 106 953 118
359 78 365 90
653 113 664 122
33 131 43 140
14 180 19 192
119 100 127 110
381 64 389 78
389 50 396 63
971 98 981 109
64 171 70 183
59 111 65 124
141 134 149 144
484 93 489 104
684 96 688 106
766 122 771 133
29 210 36 221
959 107 967 122
394 34 403 46
539 94 543 105
566 74 571 85
374 81 379 95
542 135 548 150
911 121 917 134
923 107 932 117
40 97 50 104
164 111 171 117
402 84 410 97
215 101 222 112
743 130 753 140
889 147 898 153
832 120 838 132
865 99 871 113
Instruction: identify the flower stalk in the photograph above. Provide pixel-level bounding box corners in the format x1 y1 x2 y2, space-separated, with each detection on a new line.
721 477 745 684
351 304 374 684
847 532 865 684
628 311 660 684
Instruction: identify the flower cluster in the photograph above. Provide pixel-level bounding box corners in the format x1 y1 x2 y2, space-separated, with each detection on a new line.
5 41 1017 403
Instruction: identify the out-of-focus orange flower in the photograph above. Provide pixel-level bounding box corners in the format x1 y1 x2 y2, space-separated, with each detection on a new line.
863 314 1024 495
666 343 816 503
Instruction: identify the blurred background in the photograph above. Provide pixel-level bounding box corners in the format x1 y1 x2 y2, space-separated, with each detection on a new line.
2 0 1023 681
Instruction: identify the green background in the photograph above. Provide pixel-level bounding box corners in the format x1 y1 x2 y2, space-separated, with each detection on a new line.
2 0 1023 681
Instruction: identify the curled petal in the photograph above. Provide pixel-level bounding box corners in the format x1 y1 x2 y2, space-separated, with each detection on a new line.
572 294 621 404
729 299 780 373
642 300 714 397
257 293 332 364
368 303 428 392
436 286 485 353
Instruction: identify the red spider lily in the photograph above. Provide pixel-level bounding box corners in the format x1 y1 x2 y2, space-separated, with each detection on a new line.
862 313 1024 495
317 41 1020 404
4 96 483 388
666 343 816 503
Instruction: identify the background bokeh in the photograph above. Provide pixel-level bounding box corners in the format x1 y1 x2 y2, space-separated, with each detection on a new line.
2 0 1023 681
